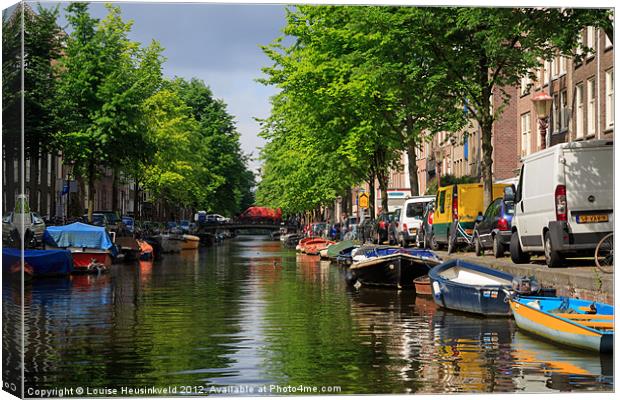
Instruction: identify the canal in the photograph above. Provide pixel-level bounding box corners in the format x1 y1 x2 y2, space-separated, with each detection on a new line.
3 235 613 394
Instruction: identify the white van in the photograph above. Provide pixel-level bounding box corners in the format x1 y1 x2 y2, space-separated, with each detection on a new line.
395 195 435 247
510 140 613 267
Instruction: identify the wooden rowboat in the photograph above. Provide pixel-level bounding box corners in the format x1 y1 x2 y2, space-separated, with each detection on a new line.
413 275 432 296
509 295 613 353
181 234 200 250
428 259 514 316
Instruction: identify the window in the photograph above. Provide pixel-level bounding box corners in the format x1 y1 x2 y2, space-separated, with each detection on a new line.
586 26 596 58
36 190 41 213
553 56 560 77
520 74 531 96
37 157 42 185
521 112 531 157
576 31 585 56
587 77 596 135
543 60 550 84
575 83 584 138
560 90 568 131
552 94 560 133
25 158 30 183
559 56 567 75
13 159 18 183
439 191 446 213
605 69 614 130
605 32 612 49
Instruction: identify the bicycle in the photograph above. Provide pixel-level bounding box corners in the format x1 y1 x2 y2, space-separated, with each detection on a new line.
594 233 613 273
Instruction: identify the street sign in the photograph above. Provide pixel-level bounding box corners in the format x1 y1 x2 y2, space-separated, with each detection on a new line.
359 193 369 208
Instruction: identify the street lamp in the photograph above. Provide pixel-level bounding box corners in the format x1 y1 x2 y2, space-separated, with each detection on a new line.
531 92 553 150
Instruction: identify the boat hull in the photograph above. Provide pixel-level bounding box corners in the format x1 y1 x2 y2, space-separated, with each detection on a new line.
509 297 613 353
413 276 432 296
429 259 513 316
71 252 112 274
349 254 432 289
181 235 200 250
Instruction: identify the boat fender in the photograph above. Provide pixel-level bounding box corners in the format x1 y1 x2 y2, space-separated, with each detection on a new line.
432 281 441 300
526 300 541 310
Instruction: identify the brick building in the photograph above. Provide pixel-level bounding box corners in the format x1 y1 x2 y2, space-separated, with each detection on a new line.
518 27 613 157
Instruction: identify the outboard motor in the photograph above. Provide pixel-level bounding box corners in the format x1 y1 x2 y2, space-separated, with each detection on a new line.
511 276 540 295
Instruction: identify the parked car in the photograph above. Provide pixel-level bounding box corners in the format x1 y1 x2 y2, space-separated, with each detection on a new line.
94 210 122 231
473 196 515 258
179 219 191 233
395 195 435 247
510 140 613 267
431 182 509 253
416 200 435 249
121 216 135 234
2 211 46 248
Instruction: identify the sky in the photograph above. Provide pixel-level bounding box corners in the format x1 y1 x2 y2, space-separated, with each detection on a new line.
43 1 288 172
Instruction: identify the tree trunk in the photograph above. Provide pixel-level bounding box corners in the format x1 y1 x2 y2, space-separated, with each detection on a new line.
481 117 494 209
407 143 420 196
112 167 119 212
87 161 95 223
377 172 389 214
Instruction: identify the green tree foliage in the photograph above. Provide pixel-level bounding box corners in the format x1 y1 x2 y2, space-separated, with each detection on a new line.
408 7 613 207
2 3 63 157
167 78 256 215
53 2 164 219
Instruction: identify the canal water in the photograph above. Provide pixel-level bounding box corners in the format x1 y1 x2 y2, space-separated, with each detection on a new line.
3 235 613 394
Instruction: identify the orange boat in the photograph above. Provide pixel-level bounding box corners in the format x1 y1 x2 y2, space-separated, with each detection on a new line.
303 238 335 255
295 237 315 252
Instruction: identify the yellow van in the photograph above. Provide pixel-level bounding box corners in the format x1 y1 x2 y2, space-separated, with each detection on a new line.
431 183 508 251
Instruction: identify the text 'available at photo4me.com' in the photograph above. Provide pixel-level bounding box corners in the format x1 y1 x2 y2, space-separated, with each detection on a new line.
24 385 344 397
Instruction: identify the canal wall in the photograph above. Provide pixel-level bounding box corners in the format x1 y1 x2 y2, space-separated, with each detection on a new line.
436 251 614 304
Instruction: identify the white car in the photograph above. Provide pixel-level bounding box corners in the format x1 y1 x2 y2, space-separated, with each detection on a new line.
395 195 435 247
207 214 230 224
510 140 613 267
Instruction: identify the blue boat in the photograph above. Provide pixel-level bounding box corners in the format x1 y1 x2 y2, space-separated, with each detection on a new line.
2 248 73 278
429 259 514 316
348 246 442 289
509 295 613 353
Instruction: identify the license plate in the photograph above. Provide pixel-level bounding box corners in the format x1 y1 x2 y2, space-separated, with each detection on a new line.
576 214 609 223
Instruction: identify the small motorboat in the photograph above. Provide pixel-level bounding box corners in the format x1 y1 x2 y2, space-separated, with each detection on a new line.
304 239 335 255
156 233 184 253
295 237 315 252
509 295 613 353
283 234 303 248
181 234 200 250
115 236 141 262
413 275 432 296
43 222 116 274
3 248 73 278
429 259 514 316
326 240 359 261
348 246 442 289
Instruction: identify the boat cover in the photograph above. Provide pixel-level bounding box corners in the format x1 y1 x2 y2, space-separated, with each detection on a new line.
2 248 73 276
326 240 359 257
44 222 114 250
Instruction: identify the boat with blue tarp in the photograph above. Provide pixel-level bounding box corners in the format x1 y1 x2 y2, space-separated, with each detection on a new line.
44 222 117 273
429 259 515 316
2 248 73 278
509 295 614 353
348 246 442 289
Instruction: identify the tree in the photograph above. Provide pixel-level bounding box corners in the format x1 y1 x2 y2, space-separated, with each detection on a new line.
2 3 63 157
168 77 256 216
410 7 613 207
53 2 164 220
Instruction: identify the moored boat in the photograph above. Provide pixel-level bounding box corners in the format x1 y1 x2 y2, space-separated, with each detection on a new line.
326 240 359 261
413 275 432 296
295 237 314 252
509 295 613 353
157 233 185 253
304 239 335 255
428 259 514 316
181 234 200 250
2 248 73 278
348 247 441 289
115 236 141 262
43 222 116 274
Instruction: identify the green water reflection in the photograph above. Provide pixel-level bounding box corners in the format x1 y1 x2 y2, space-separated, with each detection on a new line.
2 235 612 394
